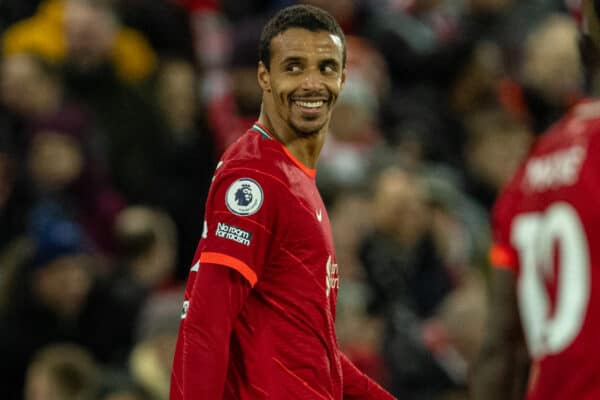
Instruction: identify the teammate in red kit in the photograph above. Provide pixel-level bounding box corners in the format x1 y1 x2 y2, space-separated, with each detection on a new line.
472 1 600 399
169 5 396 400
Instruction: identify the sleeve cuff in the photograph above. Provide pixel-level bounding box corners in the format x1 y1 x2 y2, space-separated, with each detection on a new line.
489 244 518 271
199 252 258 287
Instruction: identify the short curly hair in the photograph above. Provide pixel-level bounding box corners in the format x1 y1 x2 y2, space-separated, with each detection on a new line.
259 5 346 70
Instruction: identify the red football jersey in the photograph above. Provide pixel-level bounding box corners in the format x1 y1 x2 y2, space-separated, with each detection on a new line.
171 122 342 399
491 100 600 400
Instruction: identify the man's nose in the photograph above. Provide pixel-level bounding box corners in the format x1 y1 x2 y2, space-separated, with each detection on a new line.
301 68 324 90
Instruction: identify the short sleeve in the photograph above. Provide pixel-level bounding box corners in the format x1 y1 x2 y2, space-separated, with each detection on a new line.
489 191 519 272
196 166 283 287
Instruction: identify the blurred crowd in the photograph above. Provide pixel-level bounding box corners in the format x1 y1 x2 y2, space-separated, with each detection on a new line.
0 0 584 399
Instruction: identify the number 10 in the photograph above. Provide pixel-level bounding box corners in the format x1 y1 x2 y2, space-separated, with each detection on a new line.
512 203 590 358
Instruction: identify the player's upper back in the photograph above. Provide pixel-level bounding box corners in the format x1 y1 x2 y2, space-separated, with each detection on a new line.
492 100 600 400
496 100 600 224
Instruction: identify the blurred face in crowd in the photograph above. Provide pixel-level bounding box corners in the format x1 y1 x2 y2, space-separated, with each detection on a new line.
466 111 533 189
157 60 197 134
25 345 97 400
373 168 429 245
24 362 60 400
33 255 93 318
28 132 84 191
115 206 177 287
258 28 346 137
329 79 376 142
64 0 117 70
329 102 370 141
329 195 372 280
0 54 39 115
231 66 263 116
154 334 178 372
522 14 583 104
0 53 60 116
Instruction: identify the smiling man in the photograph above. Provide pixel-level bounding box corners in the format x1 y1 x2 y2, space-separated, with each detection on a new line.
169 5 396 400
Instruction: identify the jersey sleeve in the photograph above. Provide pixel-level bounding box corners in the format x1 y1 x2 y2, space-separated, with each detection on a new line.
180 263 250 399
196 164 283 287
489 190 519 272
340 352 397 399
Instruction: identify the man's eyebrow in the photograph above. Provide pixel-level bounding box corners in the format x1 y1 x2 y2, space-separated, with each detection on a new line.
320 58 341 66
280 56 305 65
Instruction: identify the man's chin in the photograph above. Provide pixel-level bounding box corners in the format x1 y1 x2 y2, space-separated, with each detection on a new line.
291 119 327 138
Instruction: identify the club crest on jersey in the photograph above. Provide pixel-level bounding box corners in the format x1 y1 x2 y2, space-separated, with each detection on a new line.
226 178 263 216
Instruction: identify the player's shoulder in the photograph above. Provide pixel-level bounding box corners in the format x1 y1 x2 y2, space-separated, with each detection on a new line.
520 99 600 180
213 130 289 192
539 99 600 148
220 127 282 166
492 99 600 220
221 127 268 159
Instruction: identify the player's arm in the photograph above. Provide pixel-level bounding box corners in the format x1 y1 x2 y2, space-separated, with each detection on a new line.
181 166 278 398
470 267 529 400
182 263 251 399
340 351 397 400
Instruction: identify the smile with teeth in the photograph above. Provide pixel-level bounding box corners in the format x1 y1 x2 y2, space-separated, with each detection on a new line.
294 100 324 108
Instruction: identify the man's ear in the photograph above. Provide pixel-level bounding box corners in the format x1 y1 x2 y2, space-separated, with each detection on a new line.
340 68 347 89
257 61 271 92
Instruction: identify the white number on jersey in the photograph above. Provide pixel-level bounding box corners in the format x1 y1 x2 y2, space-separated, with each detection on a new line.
511 202 590 358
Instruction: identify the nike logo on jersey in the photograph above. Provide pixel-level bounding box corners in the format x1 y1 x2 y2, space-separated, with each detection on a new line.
316 209 322 222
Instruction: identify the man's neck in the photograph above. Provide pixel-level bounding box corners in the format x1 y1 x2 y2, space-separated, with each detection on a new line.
258 111 326 169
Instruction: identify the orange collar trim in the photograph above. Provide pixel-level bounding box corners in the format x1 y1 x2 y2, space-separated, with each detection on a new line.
252 121 317 179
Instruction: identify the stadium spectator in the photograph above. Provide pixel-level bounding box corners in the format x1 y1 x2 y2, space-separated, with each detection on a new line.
359 166 457 399
318 75 382 201
519 13 584 133
112 205 179 295
0 215 138 399
24 343 98 400
206 18 265 154
153 58 216 278
461 103 533 210
129 290 183 400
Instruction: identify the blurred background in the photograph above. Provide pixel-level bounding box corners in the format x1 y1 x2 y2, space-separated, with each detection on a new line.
0 0 585 399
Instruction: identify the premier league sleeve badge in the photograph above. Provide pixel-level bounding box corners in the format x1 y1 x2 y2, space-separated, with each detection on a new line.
225 178 264 216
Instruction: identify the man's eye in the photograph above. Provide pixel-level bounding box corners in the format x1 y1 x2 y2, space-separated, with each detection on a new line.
287 64 301 72
322 65 336 74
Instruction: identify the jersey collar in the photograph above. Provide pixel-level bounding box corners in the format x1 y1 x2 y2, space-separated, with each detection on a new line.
251 121 317 179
